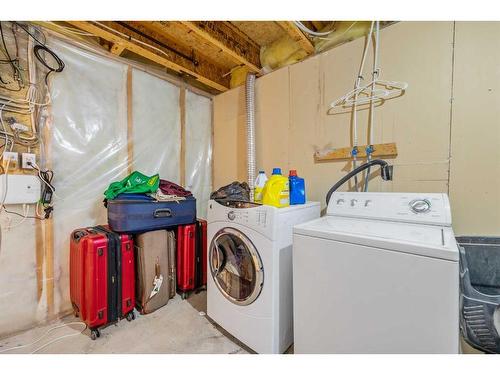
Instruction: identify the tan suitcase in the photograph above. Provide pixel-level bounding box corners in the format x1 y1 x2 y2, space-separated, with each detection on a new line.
135 230 176 314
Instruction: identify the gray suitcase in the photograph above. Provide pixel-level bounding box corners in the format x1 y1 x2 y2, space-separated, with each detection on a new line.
135 230 176 314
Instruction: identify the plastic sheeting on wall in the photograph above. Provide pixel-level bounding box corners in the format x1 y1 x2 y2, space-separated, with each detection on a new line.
0 35 213 325
185 91 212 218
132 69 181 182
49 40 129 315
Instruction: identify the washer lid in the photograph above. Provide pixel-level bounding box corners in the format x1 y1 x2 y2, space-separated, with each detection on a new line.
294 216 458 261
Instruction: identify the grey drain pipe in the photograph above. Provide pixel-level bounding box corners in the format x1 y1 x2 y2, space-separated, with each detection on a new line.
246 73 256 201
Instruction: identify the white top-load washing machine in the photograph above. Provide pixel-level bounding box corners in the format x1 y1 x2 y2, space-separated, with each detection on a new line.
293 192 459 353
207 199 320 353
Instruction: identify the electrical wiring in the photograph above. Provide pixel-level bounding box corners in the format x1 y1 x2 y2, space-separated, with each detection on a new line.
95 21 188 64
11 22 65 86
30 161 58 218
30 161 55 194
11 23 20 62
3 203 30 229
313 21 358 41
33 44 65 85
0 95 40 147
293 21 336 37
2 205 43 220
0 322 87 354
0 84 52 110
12 22 46 46
0 21 54 246
43 21 97 37
0 23 23 92
0 22 49 149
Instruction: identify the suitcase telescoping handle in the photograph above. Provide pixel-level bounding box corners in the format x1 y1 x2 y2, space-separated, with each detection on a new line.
72 230 87 242
153 208 173 218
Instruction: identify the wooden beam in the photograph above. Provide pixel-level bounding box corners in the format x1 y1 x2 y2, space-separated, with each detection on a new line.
275 21 315 54
110 42 126 56
66 21 229 92
314 143 398 162
42 106 55 318
179 21 261 73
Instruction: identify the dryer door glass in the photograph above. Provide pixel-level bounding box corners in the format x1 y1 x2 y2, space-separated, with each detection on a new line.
210 228 264 306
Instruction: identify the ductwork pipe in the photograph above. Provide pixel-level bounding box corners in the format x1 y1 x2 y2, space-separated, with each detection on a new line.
246 73 256 201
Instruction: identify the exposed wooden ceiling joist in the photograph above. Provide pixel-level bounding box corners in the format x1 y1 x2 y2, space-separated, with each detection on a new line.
66 21 230 92
275 21 315 54
109 43 126 56
179 21 261 73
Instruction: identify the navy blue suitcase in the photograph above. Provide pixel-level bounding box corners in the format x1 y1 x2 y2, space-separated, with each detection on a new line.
107 194 196 233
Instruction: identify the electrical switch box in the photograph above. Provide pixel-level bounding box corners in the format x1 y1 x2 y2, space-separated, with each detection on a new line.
0 174 41 204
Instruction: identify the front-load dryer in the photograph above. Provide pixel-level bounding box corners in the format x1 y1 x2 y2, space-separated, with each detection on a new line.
207 199 320 353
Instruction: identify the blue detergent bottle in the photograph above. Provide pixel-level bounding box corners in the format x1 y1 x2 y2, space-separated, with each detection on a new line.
289 169 306 205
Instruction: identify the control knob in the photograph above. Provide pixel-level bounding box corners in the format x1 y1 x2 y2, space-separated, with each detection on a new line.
227 211 236 220
409 199 431 214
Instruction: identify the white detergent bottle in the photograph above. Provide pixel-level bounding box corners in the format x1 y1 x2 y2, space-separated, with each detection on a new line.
254 170 268 203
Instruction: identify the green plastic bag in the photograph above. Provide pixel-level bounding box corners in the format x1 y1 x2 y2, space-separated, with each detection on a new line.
104 171 160 200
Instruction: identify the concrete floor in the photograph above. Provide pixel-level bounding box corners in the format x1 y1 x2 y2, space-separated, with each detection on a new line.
0 289 483 354
0 292 246 354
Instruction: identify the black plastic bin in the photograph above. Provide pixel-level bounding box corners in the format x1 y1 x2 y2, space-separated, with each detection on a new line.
457 236 500 353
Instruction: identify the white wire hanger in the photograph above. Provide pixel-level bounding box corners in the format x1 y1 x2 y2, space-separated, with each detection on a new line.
328 24 408 113
330 79 407 110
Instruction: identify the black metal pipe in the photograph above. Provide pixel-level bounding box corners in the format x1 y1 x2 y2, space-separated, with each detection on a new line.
325 159 393 204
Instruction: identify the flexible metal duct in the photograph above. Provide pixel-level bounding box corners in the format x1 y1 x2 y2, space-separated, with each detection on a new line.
246 73 256 201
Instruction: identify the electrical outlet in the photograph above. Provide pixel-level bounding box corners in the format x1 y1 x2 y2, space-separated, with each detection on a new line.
21 153 37 169
2 152 19 171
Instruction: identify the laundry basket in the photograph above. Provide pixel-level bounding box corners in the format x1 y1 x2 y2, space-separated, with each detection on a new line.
457 236 500 353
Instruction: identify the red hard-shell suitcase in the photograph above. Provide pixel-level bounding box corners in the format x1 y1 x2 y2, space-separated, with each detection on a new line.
176 223 196 298
176 220 207 299
70 225 135 340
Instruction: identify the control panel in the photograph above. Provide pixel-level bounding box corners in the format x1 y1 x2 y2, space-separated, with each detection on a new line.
327 192 452 226
225 208 269 228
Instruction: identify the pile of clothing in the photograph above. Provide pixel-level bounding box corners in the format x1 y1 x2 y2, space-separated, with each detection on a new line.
104 171 193 203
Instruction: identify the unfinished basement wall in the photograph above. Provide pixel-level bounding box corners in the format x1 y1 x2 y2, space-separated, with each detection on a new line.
213 21 500 236
0 34 213 338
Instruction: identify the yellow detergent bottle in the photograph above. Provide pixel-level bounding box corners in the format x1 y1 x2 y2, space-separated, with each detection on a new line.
262 168 290 208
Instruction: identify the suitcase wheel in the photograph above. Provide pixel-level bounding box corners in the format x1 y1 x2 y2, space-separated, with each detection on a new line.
90 329 100 340
181 292 188 300
126 311 135 322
